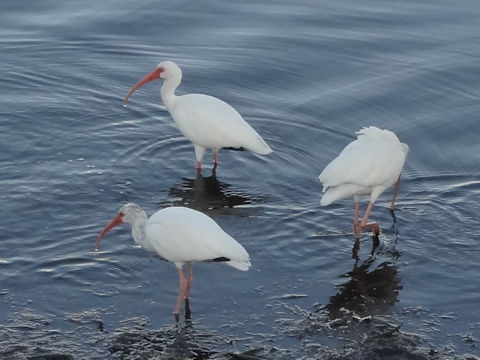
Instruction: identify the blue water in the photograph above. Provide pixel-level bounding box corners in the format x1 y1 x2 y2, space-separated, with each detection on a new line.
1 0 480 358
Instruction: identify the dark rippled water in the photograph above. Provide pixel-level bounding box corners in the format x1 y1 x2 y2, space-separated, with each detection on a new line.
1 0 480 359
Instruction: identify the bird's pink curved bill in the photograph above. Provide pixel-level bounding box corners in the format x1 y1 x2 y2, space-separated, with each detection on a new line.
123 68 163 106
94 213 123 250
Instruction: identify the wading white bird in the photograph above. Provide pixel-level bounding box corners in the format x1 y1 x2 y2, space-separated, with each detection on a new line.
123 61 272 169
319 127 409 238
95 203 251 321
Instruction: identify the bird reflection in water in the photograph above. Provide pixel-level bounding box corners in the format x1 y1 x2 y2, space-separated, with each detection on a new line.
389 207 401 238
109 318 225 359
325 255 402 320
321 207 403 325
168 166 266 216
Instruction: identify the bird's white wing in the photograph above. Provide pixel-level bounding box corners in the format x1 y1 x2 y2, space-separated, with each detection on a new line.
145 207 250 268
170 94 271 154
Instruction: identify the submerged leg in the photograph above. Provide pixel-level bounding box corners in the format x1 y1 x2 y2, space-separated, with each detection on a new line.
174 267 187 322
371 233 380 255
184 298 191 320
352 237 360 261
184 262 193 319
390 175 401 210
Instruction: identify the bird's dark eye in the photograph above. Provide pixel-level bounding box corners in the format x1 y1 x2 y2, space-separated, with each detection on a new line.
159 67 165 72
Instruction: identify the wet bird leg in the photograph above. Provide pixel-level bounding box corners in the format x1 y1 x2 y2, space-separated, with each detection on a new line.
174 267 188 322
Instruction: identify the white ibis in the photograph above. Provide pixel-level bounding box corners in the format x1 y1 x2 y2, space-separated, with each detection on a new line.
319 126 409 238
95 203 251 321
123 61 272 169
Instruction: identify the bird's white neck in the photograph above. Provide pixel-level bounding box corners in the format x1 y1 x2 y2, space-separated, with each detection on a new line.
129 211 148 246
161 77 180 111
131 223 146 245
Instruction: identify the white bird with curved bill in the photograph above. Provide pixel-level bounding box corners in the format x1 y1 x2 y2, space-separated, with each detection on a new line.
123 61 272 170
319 126 409 238
94 203 251 322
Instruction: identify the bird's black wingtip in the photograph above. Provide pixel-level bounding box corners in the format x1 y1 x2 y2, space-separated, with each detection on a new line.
222 146 245 151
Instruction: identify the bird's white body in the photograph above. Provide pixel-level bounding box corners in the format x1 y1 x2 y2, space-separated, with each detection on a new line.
141 206 250 270
319 126 409 206
167 93 272 157
124 60 272 168
113 204 251 271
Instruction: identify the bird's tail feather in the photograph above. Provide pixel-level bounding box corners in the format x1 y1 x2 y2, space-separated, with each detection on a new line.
227 259 251 271
321 184 365 206
245 134 273 155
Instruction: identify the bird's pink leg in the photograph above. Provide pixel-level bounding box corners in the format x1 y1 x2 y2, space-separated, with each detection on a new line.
360 202 380 236
213 151 219 165
390 175 401 210
360 202 374 227
196 161 202 171
174 267 187 322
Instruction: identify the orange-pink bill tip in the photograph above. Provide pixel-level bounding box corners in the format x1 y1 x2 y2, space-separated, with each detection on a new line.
123 68 163 106
94 212 123 251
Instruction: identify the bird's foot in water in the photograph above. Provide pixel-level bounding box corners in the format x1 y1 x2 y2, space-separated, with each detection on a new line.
354 221 380 237
174 312 180 323
364 222 380 236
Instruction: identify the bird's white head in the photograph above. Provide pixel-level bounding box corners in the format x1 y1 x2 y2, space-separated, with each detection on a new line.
118 203 147 224
123 61 182 106
156 61 182 81
94 203 147 250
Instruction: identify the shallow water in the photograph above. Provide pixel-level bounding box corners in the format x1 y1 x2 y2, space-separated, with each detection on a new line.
1 0 480 358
